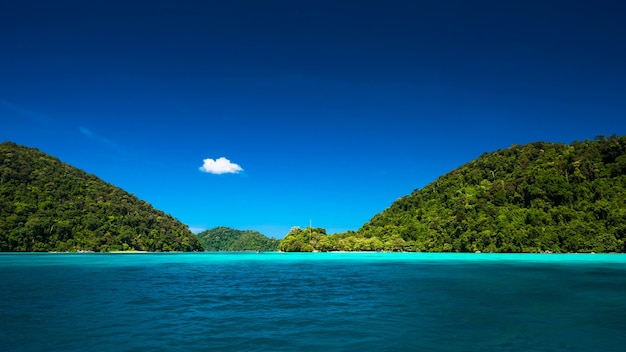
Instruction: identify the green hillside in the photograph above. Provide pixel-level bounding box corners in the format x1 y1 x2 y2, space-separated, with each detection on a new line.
0 142 202 252
280 136 626 253
197 226 280 251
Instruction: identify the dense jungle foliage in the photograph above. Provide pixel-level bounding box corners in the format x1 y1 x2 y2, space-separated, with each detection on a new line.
280 136 626 253
0 142 203 252
196 226 280 251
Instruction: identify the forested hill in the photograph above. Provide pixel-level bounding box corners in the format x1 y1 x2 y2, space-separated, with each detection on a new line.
0 142 203 252
197 227 280 251
358 136 626 253
279 136 626 253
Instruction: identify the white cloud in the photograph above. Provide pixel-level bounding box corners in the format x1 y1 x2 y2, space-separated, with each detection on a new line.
199 157 243 174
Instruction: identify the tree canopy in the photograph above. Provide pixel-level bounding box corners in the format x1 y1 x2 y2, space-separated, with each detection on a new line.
196 226 280 251
0 142 202 252
279 136 626 253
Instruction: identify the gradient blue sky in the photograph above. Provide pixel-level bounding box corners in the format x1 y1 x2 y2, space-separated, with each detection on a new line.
2 1 625 238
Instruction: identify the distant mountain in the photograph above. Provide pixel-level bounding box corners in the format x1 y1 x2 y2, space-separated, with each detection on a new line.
197 226 280 251
280 136 626 253
0 141 202 252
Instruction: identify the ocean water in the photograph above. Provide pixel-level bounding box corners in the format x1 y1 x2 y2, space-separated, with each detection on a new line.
1 253 625 351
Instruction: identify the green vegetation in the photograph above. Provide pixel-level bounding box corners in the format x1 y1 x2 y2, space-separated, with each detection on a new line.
280 136 626 253
0 142 202 252
6 135 625 254
278 226 332 252
196 226 280 251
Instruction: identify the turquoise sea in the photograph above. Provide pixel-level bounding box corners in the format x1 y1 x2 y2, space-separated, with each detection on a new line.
1 252 625 351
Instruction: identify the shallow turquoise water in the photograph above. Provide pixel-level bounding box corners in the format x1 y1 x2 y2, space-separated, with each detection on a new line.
1 252 625 351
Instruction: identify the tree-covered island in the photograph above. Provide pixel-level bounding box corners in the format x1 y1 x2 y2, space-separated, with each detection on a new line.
197 226 280 251
280 136 626 253
0 142 202 252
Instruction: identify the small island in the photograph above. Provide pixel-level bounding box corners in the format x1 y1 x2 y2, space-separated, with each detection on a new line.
196 226 280 252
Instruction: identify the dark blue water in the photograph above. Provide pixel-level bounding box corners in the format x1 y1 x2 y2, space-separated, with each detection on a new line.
1 252 625 351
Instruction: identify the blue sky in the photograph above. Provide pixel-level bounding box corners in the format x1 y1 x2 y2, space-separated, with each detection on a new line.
1 1 625 238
